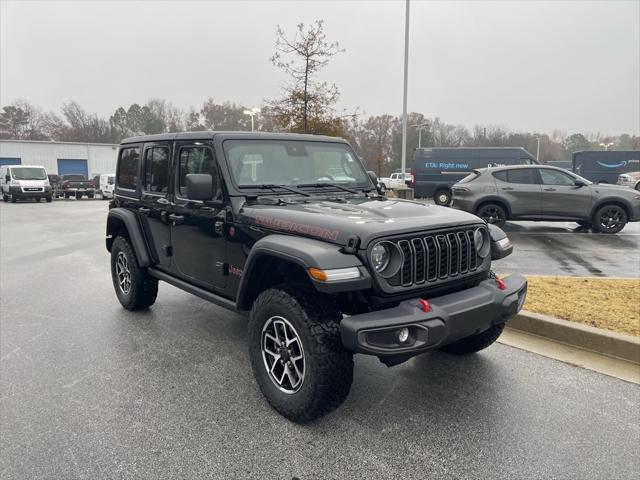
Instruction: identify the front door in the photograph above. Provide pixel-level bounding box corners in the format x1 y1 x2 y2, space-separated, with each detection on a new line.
170 142 227 290
139 142 172 269
539 168 592 219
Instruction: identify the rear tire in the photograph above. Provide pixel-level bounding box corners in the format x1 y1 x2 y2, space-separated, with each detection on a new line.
10 195 16 203
248 285 353 422
46 196 52 203
440 323 505 355
476 203 507 228
2 194 8 202
592 204 627 234
75 193 82 200
110 236 158 310
434 188 452 206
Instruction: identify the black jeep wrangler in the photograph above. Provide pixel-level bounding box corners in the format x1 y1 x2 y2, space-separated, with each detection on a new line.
106 132 526 422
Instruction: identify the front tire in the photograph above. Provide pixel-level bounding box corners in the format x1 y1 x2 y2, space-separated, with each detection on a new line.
248 285 353 422
592 204 627 234
434 188 452 206
476 203 507 228
3 194 8 202
440 323 505 355
110 236 158 310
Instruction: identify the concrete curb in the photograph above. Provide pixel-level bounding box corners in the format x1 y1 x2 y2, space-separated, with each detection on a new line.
508 311 640 365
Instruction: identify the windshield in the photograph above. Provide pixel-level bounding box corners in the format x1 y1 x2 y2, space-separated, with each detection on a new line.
10 167 47 180
108 176 115 184
223 140 371 190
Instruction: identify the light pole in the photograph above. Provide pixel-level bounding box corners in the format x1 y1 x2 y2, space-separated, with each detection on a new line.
599 142 614 151
535 136 541 162
243 107 261 132
400 0 410 185
412 121 430 149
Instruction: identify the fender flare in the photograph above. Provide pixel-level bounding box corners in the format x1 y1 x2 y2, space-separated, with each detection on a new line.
236 234 370 310
472 196 512 217
106 208 152 267
590 198 633 220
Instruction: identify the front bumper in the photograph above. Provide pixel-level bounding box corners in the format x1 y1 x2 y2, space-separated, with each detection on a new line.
340 273 527 360
9 186 51 198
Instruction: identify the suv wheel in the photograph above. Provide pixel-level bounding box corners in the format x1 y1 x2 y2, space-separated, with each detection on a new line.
2 194 8 202
476 203 506 228
434 188 451 206
440 323 505 355
592 204 627 234
248 285 353 422
110 236 158 310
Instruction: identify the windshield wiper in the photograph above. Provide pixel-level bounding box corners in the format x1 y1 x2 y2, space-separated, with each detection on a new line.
255 184 311 197
297 183 359 194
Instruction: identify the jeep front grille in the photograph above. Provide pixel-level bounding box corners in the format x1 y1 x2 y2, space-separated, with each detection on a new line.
385 228 483 288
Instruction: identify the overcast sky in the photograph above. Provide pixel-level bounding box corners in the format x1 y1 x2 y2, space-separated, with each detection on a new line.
1 0 638 135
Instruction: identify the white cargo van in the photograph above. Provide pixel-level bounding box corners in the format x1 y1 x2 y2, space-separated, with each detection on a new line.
98 173 116 199
1 165 53 203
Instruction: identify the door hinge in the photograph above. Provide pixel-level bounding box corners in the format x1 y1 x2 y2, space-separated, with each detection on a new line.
162 245 173 257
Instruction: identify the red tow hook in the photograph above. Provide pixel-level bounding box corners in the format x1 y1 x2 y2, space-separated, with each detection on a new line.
418 298 431 313
495 276 507 291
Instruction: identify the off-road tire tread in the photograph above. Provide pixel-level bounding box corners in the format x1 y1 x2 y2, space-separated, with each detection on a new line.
111 236 158 311
248 285 353 422
440 322 505 355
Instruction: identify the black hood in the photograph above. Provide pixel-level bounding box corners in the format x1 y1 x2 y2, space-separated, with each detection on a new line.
238 196 484 247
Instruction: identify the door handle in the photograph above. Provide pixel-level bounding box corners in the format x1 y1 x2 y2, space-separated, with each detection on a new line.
138 207 151 216
543 188 556 192
168 214 184 225
501 187 514 191
157 197 170 205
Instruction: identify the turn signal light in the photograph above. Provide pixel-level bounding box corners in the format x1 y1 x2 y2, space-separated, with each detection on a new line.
308 268 328 281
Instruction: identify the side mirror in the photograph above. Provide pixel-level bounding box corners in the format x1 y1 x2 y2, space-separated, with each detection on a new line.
488 224 513 260
574 179 587 187
5 175 10 183
186 173 214 201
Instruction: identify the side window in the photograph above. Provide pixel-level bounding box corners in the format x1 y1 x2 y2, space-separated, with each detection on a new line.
540 169 575 186
492 170 508 182
117 147 140 190
177 146 220 197
144 146 169 193
507 169 536 184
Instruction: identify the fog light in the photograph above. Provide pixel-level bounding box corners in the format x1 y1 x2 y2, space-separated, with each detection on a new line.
397 327 409 343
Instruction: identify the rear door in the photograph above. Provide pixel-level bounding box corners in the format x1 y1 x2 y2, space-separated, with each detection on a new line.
494 168 542 217
539 168 591 219
140 142 173 270
170 142 227 290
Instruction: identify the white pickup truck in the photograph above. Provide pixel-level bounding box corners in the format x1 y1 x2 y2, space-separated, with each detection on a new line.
378 172 412 191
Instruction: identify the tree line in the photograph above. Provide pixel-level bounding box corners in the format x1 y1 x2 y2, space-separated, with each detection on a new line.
1 20 638 175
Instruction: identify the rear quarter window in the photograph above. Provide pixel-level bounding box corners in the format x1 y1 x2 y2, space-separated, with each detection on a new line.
492 171 508 182
117 146 140 190
459 171 481 183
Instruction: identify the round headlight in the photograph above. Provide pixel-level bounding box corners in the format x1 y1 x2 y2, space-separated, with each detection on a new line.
371 242 390 272
474 228 490 258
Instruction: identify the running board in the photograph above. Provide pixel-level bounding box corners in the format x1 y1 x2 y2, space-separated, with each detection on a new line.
148 268 240 312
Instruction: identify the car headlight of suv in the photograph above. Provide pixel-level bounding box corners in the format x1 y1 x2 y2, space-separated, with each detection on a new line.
474 228 491 258
369 241 403 278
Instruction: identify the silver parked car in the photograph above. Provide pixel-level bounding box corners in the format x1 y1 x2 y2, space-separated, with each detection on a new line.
452 165 640 233
618 171 640 191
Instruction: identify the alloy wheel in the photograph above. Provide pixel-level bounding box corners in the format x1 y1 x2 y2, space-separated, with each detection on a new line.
115 251 132 295
478 206 503 224
261 316 305 394
598 207 623 232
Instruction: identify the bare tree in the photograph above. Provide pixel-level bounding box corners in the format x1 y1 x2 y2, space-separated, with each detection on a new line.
267 20 346 134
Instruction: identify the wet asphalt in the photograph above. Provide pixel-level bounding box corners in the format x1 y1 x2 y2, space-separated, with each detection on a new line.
1 200 639 479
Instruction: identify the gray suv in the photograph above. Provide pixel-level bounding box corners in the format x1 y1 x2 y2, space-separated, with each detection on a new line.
452 165 640 233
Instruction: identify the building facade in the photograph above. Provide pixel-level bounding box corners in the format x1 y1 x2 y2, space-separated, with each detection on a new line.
0 140 119 178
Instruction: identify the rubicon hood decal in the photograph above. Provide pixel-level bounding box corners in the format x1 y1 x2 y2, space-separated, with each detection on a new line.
255 214 339 241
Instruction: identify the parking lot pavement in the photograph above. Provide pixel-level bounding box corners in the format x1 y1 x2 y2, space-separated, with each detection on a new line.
1 200 639 479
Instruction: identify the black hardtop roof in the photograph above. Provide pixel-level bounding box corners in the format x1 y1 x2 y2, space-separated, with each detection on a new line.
120 131 346 145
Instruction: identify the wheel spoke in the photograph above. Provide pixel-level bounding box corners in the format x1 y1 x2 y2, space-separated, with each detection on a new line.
265 333 280 347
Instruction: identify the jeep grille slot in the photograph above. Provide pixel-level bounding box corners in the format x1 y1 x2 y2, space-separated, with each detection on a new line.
385 228 483 289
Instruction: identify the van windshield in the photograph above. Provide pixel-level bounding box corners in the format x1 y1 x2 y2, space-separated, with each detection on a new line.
108 176 115 184
10 167 47 180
